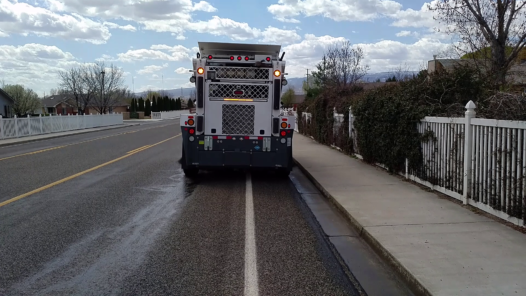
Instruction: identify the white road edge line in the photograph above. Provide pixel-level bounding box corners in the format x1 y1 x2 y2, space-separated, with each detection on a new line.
245 172 259 296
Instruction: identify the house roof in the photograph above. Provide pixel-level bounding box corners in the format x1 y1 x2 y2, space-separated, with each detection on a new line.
41 95 75 107
0 88 15 103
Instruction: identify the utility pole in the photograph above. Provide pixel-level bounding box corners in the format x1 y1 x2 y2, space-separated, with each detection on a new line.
306 68 310 90
101 70 105 114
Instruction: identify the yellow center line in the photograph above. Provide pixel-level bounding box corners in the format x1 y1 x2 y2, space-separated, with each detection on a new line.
0 134 181 208
0 123 178 162
126 145 152 154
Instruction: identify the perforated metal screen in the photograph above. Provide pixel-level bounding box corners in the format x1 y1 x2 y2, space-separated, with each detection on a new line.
208 67 269 80
209 83 269 101
222 104 255 135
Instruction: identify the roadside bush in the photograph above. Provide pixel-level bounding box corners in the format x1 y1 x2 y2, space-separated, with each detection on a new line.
349 65 495 173
298 63 502 173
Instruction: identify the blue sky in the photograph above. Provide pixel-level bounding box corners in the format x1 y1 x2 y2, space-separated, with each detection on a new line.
0 0 453 96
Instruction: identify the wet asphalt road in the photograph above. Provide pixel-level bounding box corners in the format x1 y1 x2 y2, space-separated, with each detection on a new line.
0 120 360 295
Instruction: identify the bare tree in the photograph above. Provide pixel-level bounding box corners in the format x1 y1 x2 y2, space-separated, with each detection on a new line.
3 84 41 115
86 61 126 114
58 64 97 114
429 0 526 87
312 41 369 88
389 62 414 81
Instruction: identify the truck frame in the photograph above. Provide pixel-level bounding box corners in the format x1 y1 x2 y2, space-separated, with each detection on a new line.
179 41 295 177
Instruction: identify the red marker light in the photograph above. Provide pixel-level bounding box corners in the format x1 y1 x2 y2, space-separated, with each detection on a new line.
208 55 213 59
237 56 242 61
245 56 249 61
189 128 195 135
230 56 234 60
280 131 286 137
266 57 271 61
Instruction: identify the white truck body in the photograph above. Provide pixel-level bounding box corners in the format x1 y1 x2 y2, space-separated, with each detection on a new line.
179 41 295 177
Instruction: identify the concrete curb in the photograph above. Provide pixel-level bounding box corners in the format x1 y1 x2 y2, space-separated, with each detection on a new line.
293 158 432 296
0 124 140 148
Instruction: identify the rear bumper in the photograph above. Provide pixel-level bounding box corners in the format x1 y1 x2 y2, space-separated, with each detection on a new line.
181 129 293 171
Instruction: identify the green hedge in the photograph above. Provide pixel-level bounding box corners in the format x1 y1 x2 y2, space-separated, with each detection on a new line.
299 65 494 173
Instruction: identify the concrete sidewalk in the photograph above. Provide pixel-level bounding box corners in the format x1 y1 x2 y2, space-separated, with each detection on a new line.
0 123 139 147
293 133 526 296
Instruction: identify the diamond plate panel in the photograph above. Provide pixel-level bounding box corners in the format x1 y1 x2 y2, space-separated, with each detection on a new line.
222 104 255 135
208 67 269 80
209 83 269 100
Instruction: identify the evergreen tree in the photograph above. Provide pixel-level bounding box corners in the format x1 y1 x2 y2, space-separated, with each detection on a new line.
145 99 151 116
152 96 158 112
188 98 194 109
131 98 136 112
139 98 145 111
175 98 180 110
164 96 169 111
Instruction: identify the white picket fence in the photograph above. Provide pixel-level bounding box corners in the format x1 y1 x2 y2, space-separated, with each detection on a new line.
301 101 526 227
151 110 189 120
0 113 123 140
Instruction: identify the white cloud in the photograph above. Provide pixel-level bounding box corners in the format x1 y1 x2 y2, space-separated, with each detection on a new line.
44 0 199 21
137 63 169 75
0 43 80 96
117 44 190 62
396 30 419 38
282 34 449 79
103 22 137 32
37 0 295 42
175 67 191 74
0 30 8 37
192 1 217 12
268 0 402 23
260 26 301 44
190 16 261 40
0 0 111 44
390 1 437 29
282 34 348 78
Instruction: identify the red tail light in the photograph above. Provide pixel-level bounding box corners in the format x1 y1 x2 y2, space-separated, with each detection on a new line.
266 57 271 62
189 128 195 135
280 131 286 137
208 55 213 59
233 90 243 95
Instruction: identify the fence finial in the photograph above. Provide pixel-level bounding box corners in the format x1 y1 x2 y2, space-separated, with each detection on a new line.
465 100 476 110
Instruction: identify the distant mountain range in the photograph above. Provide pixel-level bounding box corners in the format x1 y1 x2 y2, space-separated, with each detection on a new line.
133 71 418 98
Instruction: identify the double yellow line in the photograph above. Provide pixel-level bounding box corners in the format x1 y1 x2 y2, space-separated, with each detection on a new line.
0 123 176 162
0 134 180 208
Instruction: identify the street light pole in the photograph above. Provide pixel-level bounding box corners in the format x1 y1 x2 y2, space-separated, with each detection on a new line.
101 70 105 114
